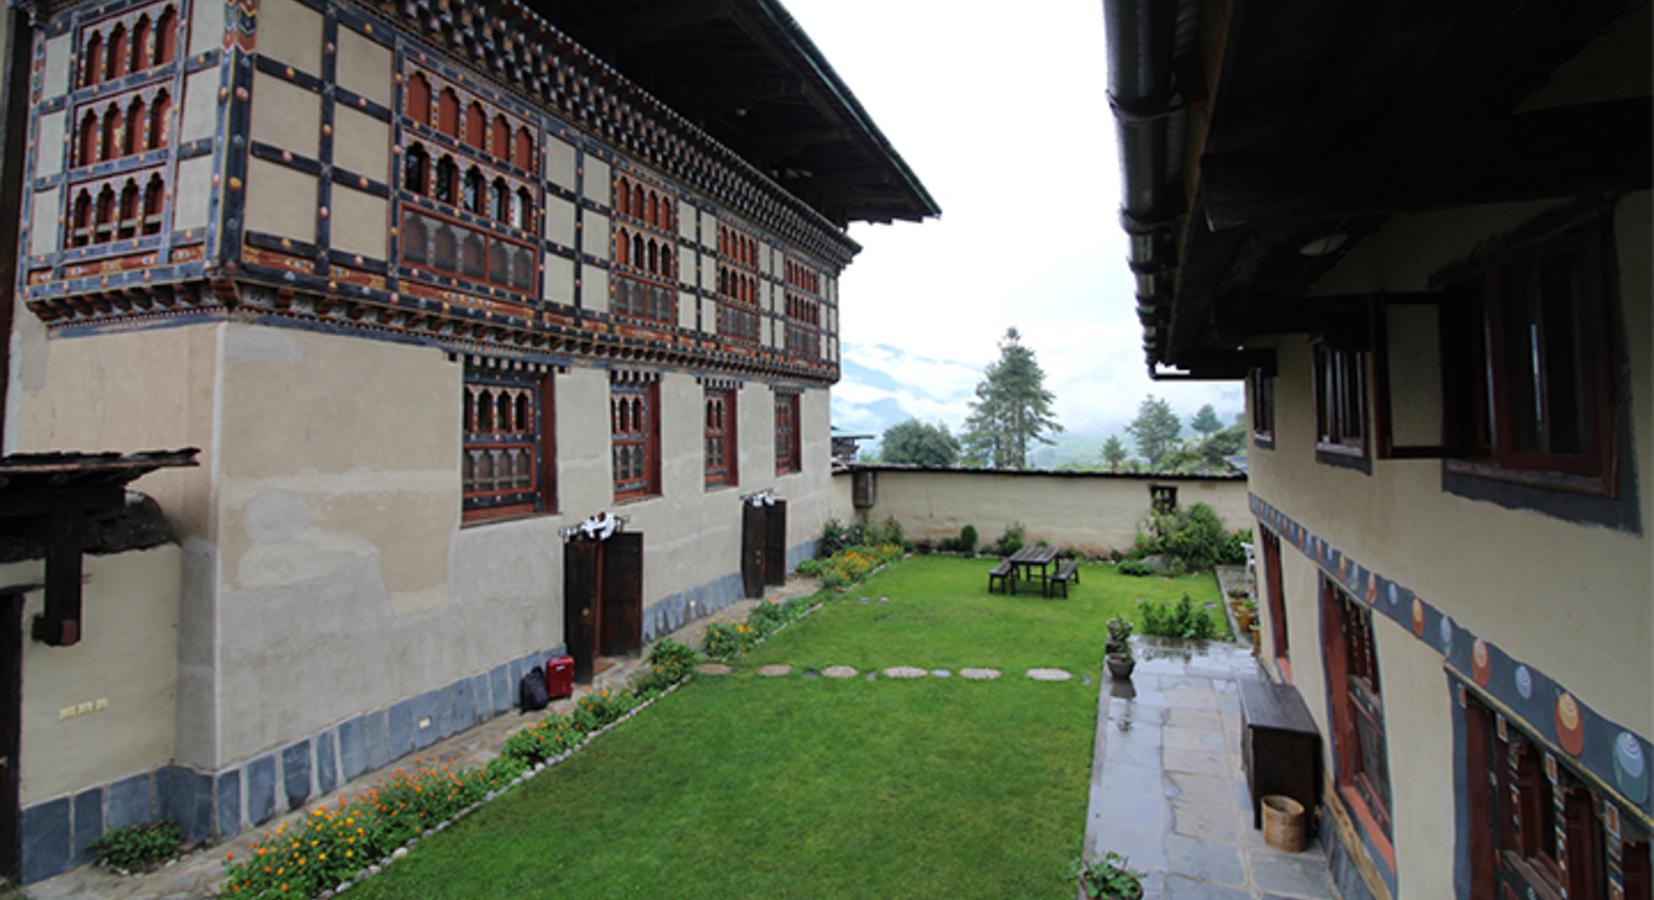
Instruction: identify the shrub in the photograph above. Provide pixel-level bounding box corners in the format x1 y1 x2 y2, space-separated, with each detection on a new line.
937 536 961 553
90 820 183 872
959 524 978 553
1219 528 1250 566
703 620 759 660
502 712 585 764
1135 502 1231 571
797 559 822 577
1139 593 1218 639
996 522 1025 557
818 519 848 558
1118 558 1155 577
572 686 637 730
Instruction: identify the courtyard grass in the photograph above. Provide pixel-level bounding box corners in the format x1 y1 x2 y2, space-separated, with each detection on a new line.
346 555 1226 900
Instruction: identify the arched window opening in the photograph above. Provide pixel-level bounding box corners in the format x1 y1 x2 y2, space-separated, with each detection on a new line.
515 393 530 431
132 16 152 72
463 390 475 431
106 24 128 81
511 246 533 291
156 7 176 65
490 178 509 222
406 73 431 125
632 234 644 268
77 110 98 167
437 89 460 137
476 389 494 431
488 241 510 284
124 96 146 156
660 245 671 278
463 167 484 215
632 185 644 220
402 213 429 265
647 239 657 274
513 127 533 171
434 156 456 205
99 105 120 163
514 188 532 231
648 192 659 228
496 392 512 432
148 90 170 149
460 232 485 279
94 185 116 243
465 102 485 150
142 175 164 235
403 144 428 194
491 115 509 159
116 180 140 240
82 32 103 88
616 230 629 267
70 191 93 247
616 178 630 217
433 223 457 271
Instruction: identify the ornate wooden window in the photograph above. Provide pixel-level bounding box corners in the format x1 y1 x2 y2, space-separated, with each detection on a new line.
404 144 428 194
783 255 823 359
775 390 800 474
514 127 533 171
434 155 456 204
1466 696 1641 900
1260 529 1288 680
1322 577 1391 845
66 168 168 248
406 73 431 125
718 223 762 342
463 366 553 523
612 172 678 325
77 2 179 90
1313 345 1367 457
437 88 459 137
612 380 660 501
705 387 737 488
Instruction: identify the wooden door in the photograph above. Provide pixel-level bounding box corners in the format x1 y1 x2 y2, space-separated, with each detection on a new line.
741 502 765 598
763 500 787 586
563 540 600 684
0 591 21 882
599 532 643 658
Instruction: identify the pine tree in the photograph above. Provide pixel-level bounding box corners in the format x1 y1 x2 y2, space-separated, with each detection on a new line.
1100 435 1128 472
1126 394 1182 469
1190 403 1224 436
959 328 1063 469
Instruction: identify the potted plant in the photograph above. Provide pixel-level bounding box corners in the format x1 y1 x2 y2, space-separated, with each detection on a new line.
1105 617 1136 679
1072 850 1145 900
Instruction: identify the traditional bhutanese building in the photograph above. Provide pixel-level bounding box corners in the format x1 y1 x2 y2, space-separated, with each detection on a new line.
1104 0 1649 898
0 0 935 882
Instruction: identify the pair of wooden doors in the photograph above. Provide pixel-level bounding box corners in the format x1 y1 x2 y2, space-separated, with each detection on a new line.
741 500 787 598
562 532 643 684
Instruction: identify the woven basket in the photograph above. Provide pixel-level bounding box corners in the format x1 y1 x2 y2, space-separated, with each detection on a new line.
1261 794 1307 852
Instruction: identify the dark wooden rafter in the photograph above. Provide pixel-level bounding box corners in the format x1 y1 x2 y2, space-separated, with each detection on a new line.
1201 98 1653 229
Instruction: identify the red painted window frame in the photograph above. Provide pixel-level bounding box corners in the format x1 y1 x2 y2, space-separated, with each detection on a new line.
705 387 737 489
1261 529 1289 682
612 382 661 501
462 368 555 524
774 390 800 474
1321 576 1393 863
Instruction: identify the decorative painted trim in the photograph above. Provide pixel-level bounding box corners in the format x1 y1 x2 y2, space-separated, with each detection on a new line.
1250 491 1654 828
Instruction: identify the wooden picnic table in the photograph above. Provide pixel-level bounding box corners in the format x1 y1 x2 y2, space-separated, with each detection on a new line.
1007 545 1061 596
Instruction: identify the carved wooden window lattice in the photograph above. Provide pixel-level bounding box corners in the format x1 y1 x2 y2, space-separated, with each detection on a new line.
73 85 170 169
67 170 166 248
403 66 536 174
705 387 736 488
463 366 552 521
775 390 800 474
612 172 678 325
612 381 659 500
717 223 761 342
77 1 178 91
401 208 535 292
1314 345 1367 458
783 255 823 358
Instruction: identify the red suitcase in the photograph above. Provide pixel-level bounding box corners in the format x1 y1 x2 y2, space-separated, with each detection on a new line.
546 655 574 700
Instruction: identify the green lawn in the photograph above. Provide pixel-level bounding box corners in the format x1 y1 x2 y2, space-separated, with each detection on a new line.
349 556 1224 900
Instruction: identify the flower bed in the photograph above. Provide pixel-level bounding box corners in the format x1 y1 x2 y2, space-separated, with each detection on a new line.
221 639 702 899
798 542 904 589
702 594 820 661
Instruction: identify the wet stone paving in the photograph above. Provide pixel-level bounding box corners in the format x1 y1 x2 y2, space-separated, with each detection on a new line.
1083 637 1339 900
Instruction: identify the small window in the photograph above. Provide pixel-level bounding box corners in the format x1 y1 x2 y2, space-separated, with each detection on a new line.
1251 369 1275 448
403 144 428 194
775 390 801 474
405 73 431 125
1313 344 1368 459
612 381 660 500
705 388 737 488
1149 484 1177 515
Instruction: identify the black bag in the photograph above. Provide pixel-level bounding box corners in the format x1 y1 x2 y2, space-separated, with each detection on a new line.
519 665 550 712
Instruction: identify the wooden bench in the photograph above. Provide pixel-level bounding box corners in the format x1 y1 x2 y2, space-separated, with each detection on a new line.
1048 560 1080 598
988 560 1014 594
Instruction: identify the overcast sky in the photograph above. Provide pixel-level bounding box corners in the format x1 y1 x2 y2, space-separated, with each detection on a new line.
783 0 1244 436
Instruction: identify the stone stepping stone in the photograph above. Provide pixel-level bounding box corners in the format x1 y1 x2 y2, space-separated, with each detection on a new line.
882 666 928 679
1025 667 1074 682
695 663 732 675
931 669 951 678
756 664 792 677
960 668 1002 680
822 666 858 678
